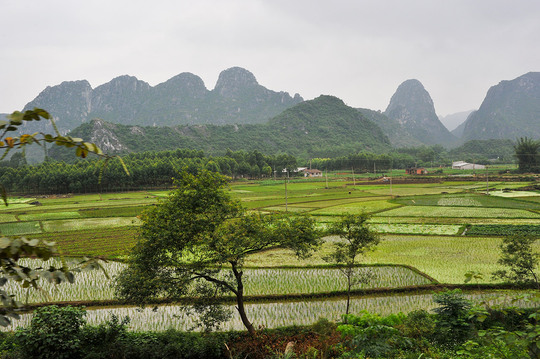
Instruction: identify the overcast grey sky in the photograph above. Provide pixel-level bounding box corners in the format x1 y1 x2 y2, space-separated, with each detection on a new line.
1 0 539 116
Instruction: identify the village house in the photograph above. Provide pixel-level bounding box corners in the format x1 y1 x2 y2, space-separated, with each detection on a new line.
301 169 323 177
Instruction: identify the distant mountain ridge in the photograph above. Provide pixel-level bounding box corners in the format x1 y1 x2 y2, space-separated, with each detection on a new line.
21 67 303 134
10 70 540 158
439 110 475 133
461 72 540 141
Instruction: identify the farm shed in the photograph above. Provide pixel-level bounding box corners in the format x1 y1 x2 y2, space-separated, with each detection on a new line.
452 161 485 170
405 167 427 175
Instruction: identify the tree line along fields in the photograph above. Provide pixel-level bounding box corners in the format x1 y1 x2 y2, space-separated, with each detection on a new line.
0 175 538 331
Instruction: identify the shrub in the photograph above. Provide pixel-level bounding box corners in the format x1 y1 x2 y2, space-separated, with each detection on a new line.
81 329 228 359
432 289 473 347
400 309 436 339
344 324 412 358
80 314 130 358
492 235 539 289
15 305 86 359
337 312 411 358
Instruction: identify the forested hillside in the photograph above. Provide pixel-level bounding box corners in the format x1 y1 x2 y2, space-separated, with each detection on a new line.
357 108 421 148
461 72 540 140
447 139 515 163
48 95 391 162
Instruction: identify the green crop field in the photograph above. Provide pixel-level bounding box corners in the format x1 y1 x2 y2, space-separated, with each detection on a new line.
41 217 140 233
379 205 540 219
309 199 400 215
18 211 81 221
489 190 540 198
78 206 148 218
466 224 540 237
393 193 540 210
0 221 42 236
364 186 463 196
244 234 523 284
369 223 463 235
6 259 432 304
369 216 540 225
31 226 138 258
0 214 18 222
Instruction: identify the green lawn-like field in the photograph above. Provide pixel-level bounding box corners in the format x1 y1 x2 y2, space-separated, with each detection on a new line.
0 221 42 236
369 216 540 225
30 226 138 258
393 193 540 210
378 205 540 219
0 214 18 222
369 223 463 235
245 234 536 284
41 217 140 233
19 211 81 221
309 200 400 215
365 186 463 196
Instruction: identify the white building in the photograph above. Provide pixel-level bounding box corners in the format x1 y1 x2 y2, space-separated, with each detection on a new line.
452 161 485 170
300 169 323 177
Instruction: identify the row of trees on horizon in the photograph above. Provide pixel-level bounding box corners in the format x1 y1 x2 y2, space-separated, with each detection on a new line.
0 141 530 195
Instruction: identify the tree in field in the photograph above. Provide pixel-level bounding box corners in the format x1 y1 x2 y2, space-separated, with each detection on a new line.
324 213 380 318
514 137 540 173
0 108 116 326
115 170 321 334
492 235 539 289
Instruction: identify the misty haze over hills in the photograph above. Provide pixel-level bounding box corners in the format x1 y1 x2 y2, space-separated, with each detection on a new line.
439 110 475 132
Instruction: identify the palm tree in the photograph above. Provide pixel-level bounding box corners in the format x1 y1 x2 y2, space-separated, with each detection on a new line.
514 137 540 172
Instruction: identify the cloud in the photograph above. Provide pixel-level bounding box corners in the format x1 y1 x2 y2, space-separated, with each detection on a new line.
1 0 539 116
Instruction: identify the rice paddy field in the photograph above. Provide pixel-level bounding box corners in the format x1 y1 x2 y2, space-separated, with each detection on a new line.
1 176 539 331
4 259 433 304
2 290 530 332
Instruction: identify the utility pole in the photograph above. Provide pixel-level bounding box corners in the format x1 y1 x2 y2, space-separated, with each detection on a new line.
285 169 289 212
390 161 393 197
325 168 329 189
486 165 489 195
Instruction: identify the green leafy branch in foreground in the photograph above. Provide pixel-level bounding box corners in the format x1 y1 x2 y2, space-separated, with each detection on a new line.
0 236 108 326
0 108 129 204
459 291 540 359
0 108 122 326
